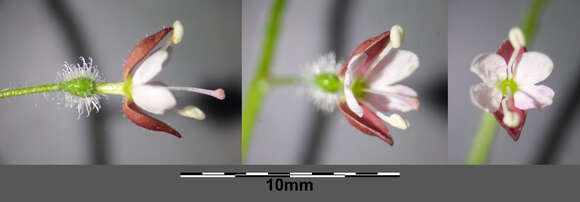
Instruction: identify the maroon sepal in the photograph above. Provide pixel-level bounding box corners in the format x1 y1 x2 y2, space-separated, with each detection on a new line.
493 98 527 141
339 30 390 77
122 98 181 138
123 27 173 79
338 100 393 145
493 40 528 141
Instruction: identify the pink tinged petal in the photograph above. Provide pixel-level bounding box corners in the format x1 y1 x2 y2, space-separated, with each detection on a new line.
339 30 390 77
513 52 554 86
493 98 527 141
514 85 555 110
338 100 393 145
132 50 169 85
123 27 173 79
122 99 181 138
344 53 367 85
365 50 419 85
132 85 176 115
363 84 419 112
470 53 508 83
344 87 363 117
470 83 502 112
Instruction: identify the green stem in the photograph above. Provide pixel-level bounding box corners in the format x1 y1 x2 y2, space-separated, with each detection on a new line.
242 0 286 162
467 0 547 164
268 76 298 86
522 0 548 44
468 113 498 164
0 83 61 98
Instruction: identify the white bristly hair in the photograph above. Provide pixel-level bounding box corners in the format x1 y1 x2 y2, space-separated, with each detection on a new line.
57 57 104 118
301 52 343 112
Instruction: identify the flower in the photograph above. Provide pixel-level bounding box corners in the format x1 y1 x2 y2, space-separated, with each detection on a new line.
469 27 554 141
106 20 225 138
337 25 419 145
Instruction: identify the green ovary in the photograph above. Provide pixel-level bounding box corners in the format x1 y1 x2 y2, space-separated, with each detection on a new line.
351 79 368 99
313 73 341 93
61 77 98 97
498 79 518 95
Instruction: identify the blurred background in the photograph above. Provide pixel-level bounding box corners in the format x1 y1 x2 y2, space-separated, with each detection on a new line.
449 0 580 164
243 0 447 164
0 0 240 164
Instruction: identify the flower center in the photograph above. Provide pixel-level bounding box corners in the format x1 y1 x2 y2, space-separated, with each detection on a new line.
498 79 518 95
61 77 98 97
351 79 368 99
313 73 341 93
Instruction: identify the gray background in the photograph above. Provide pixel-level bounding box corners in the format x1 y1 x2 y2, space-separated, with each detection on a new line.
243 0 447 164
0 0 240 164
449 0 580 164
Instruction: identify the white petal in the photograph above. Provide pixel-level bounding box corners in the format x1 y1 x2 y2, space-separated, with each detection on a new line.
344 87 363 117
363 84 418 112
470 53 508 84
344 53 367 85
132 50 169 85
132 85 176 114
514 85 554 110
364 50 419 86
469 83 503 112
514 52 553 86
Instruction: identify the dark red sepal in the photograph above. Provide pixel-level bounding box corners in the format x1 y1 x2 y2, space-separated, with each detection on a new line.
123 27 173 79
339 30 390 77
122 98 181 138
493 98 527 141
338 100 393 145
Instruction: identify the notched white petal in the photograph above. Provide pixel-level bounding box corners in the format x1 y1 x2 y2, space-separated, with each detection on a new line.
132 50 169 85
364 84 419 112
365 50 419 86
514 85 554 110
514 52 553 86
344 88 363 117
470 83 502 112
470 53 507 84
345 53 367 85
132 85 176 114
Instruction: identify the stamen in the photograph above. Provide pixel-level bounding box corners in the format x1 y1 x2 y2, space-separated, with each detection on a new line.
376 112 410 130
167 86 225 100
390 24 404 48
506 27 526 78
171 20 184 45
173 105 205 120
501 88 520 128
508 27 526 49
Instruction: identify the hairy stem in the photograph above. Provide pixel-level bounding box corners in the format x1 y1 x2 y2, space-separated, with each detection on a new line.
0 83 61 98
242 0 286 162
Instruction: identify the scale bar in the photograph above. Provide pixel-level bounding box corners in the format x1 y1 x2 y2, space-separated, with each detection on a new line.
179 171 400 178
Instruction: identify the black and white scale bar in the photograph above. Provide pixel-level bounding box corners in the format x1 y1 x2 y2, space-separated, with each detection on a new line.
179 172 400 178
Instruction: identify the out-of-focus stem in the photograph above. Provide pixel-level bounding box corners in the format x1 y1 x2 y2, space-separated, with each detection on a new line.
242 0 287 162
